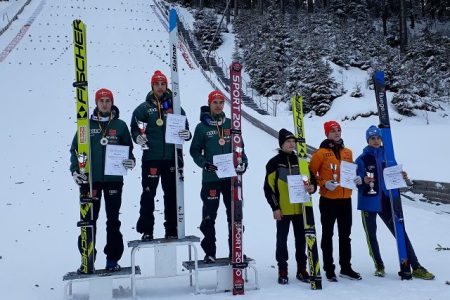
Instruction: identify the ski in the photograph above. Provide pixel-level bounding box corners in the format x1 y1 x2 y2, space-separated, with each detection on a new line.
72 19 95 274
230 61 245 295
373 70 412 280
169 7 185 239
291 94 322 290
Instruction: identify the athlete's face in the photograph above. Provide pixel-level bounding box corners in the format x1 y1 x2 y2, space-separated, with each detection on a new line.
281 138 296 153
152 81 167 98
368 136 382 148
97 97 112 113
327 126 341 142
210 98 225 116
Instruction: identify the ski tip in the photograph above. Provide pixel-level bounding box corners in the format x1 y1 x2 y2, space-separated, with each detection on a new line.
169 8 177 32
373 70 384 84
231 61 242 72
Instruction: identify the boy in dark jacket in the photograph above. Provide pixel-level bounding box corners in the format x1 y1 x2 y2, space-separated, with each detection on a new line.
355 125 434 280
264 129 317 284
190 90 248 263
130 70 191 241
70 88 135 272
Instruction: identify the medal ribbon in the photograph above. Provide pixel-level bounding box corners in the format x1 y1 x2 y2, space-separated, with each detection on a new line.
214 116 224 143
97 111 112 140
154 95 163 121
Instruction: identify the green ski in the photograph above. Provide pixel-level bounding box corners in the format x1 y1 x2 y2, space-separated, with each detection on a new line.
72 19 95 274
291 94 322 289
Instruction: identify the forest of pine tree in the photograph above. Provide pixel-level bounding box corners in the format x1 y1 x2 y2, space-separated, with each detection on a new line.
176 0 449 116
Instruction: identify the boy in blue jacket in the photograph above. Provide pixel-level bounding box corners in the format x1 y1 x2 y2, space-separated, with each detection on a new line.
355 125 434 280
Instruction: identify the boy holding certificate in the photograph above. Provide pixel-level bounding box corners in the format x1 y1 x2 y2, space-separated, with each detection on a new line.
263 129 316 284
189 90 248 263
130 71 191 241
70 88 135 272
309 121 362 281
355 125 434 280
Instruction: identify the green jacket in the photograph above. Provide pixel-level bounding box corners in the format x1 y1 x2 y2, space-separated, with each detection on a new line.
70 106 135 183
264 151 299 215
130 90 189 161
189 106 248 183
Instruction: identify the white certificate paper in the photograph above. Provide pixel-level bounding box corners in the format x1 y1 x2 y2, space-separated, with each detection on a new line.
383 164 407 190
340 161 358 190
287 175 310 204
213 153 237 178
104 145 129 176
165 114 187 145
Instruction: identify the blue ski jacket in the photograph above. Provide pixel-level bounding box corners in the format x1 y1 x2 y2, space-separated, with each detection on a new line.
355 145 399 212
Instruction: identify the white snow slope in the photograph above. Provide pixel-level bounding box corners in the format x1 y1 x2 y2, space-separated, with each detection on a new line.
0 1 449 300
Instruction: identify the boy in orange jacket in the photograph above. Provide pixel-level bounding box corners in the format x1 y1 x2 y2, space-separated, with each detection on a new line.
310 121 361 282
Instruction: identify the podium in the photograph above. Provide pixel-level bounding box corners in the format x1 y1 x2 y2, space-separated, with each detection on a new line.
128 235 200 298
182 257 259 294
63 266 141 300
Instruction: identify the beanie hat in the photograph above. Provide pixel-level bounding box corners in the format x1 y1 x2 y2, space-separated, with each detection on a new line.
151 70 168 86
324 121 341 137
366 125 382 142
278 128 296 148
208 90 225 105
95 88 114 104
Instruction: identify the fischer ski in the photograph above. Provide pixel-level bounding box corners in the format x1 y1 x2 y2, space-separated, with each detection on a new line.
373 70 412 280
72 19 95 274
169 7 185 239
291 94 322 290
230 61 245 295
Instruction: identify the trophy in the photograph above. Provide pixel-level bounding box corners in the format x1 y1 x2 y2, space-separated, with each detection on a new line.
302 175 309 185
235 146 243 164
77 152 88 184
366 172 377 194
136 117 149 150
330 163 338 184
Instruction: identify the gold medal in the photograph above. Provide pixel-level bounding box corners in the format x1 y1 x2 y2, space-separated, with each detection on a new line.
218 138 225 146
156 118 164 126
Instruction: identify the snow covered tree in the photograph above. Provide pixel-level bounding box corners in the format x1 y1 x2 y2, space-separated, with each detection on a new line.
193 9 224 51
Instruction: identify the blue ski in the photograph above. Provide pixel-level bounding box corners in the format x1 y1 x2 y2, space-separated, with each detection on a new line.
373 71 412 280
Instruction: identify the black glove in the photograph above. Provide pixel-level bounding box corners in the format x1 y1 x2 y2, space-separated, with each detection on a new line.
203 162 218 172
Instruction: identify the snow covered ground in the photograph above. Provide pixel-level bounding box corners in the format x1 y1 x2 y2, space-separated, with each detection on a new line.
0 0 449 299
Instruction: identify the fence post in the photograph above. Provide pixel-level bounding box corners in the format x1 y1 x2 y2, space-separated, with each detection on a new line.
272 95 282 117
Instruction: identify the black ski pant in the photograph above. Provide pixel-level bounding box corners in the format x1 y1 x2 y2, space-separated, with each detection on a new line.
136 159 177 237
199 180 232 258
276 214 307 272
77 182 124 262
319 196 353 273
361 194 419 269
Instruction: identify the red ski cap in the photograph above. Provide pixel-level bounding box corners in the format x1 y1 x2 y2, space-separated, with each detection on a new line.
95 88 114 104
151 70 168 86
208 90 225 105
324 120 341 136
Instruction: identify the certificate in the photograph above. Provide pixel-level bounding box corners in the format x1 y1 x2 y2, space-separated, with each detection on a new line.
165 114 187 145
383 164 407 190
287 175 310 204
340 161 358 190
213 153 237 178
104 145 129 176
